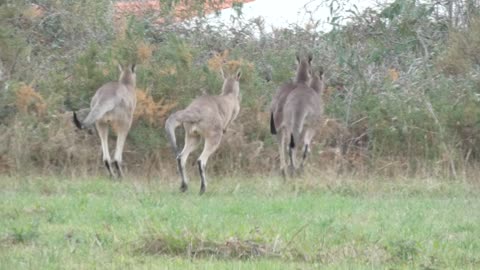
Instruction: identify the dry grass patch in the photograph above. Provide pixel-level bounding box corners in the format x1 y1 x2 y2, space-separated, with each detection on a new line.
135 234 285 260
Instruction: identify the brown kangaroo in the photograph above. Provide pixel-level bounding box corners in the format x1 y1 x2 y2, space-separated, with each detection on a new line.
73 64 137 179
165 69 242 194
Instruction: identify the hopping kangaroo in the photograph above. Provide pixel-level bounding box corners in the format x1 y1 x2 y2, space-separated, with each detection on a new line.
269 53 312 136
297 68 325 167
165 69 242 194
73 64 137 178
270 54 324 178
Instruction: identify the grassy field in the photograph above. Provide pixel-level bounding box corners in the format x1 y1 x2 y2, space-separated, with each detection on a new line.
0 174 479 269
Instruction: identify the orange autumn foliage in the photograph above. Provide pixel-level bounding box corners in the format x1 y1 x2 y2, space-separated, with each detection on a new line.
137 41 154 63
388 68 399 81
207 50 254 76
135 89 177 126
16 84 47 117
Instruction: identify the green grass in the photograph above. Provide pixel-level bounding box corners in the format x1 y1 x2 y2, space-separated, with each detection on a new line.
0 175 479 269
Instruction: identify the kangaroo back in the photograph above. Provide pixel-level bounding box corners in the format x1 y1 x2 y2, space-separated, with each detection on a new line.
283 86 319 149
73 64 136 130
271 54 312 135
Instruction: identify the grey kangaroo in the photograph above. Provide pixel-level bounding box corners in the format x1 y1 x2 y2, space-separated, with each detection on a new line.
270 53 312 136
293 68 325 171
165 69 242 194
73 64 137 178
270 54 323 178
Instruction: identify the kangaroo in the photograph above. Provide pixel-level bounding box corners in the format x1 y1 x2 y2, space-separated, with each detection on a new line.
73 64 137 179
270 54 317 178
282 67 324 177
270 53 312 135
165 69 242 195
294 68 325 170
309 68 325 96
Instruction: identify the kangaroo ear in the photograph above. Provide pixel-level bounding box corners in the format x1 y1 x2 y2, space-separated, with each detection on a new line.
295 53 300 64
118 64 123 73
308 53 313 65
235 69 242 81
131 64 136 73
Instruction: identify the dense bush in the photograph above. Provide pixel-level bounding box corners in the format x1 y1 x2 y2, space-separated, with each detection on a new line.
1 0 480 179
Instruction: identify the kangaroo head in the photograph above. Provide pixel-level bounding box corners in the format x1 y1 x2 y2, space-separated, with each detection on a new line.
220 68 242 97
309 67 325 94
118 64 136 87
295 53 313 84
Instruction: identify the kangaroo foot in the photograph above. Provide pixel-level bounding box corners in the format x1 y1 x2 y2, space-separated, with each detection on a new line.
180 182 188 192
281 168 287 182
288 164 297 178
104 161 116 179
113 161 124 180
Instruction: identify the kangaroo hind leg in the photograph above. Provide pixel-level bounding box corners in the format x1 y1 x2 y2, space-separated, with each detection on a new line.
278 130 288 181
300 127 316 173
197 132 222 195
288 133 299 177
96 122 115 178
113 121 131 179
177 130 201 192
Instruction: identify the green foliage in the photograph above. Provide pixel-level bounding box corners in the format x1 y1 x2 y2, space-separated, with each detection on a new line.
129 120 165 154
68 44 110 109
0 2 30 76
438 17 480 75
2 0 480 176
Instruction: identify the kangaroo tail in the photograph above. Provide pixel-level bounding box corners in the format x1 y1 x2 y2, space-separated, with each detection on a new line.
165 110 202 156
82 106 108 127
289 134 295 148
289 110 308 149
270 112 277 135
165 111 182 156
75 100 116 129
73 111 83 130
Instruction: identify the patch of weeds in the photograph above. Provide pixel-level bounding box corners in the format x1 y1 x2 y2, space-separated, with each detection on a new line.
452 223 476 233
2 209 20 221
316 243 390 264
137 235 185 256
93 232 113 248
3 222 39 245
419 255 442 270
23 205 46 214
39 183 58 196
386 239 419 263
327 184 362 197
135 234 283 260
46 209 66 224
137 196 157 207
